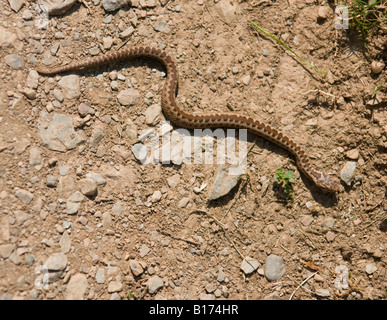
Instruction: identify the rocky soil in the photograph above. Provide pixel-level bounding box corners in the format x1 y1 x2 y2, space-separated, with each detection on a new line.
0 0 386 300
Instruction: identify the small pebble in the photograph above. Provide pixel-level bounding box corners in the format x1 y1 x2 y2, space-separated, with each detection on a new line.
29 289 39 299
217 270 226 283
29 147 43 167
89 47 100 56
46 175 59 187
103 36 113 49
334 265 349 290
117 89 140 106
317 6 330 19
59 231 71 253
79 178 98 196
300 215 314 226
63 221 72 229
58 166 70 176
108 281 122 293
0 244 15 259
86 172 106 186
365 263 377 275
345 148 359 160
65 273 88 300
139 244 150 257
340 161 356 185
241 74 251 85
131 143 147 162
66 191 84 215
264 254 286 281
178 197 190 208
120 26 135 38
167 174 181 187
26 70 39 89
57 75 80 100
240 256 260 275
20 88 36 100
199 293 214 300
95 268 105 284
214 289 222 298
151 190 162 202
315 288 330 297
321 217 335 229
154 22 169 33
45 252 68 271
207 165 240 201
147 275 163 294
78 103 95 117
371 60 385 74
15 189 34 205
102 0 128 12
205 283 215 293
325 231 336 242
5 54 24 69
129 259 144 276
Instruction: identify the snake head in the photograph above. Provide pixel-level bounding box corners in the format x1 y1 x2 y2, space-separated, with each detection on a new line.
314 172 343 193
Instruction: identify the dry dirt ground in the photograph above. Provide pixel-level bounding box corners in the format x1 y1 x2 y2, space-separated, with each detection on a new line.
0 0 386 300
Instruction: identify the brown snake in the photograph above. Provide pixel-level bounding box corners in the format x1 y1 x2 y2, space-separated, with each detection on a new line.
37 46 342 193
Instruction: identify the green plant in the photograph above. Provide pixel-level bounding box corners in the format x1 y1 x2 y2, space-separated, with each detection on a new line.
274 168 296 200
250 21 327 76
346 0 387 47
127 290 135 300
371 85 383 98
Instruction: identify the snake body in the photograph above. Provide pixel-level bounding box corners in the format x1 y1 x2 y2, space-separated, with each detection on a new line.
37 46 342 192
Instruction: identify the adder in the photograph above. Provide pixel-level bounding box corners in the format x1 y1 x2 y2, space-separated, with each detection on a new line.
36 46 343 193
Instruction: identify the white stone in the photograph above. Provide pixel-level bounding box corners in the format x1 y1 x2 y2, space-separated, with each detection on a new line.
58 75 80 100
147 275 163 294
45 252 68 271
79 178 98 196
241 256 259 275
65 273 88 300
15 189 34 204
0 27 17 48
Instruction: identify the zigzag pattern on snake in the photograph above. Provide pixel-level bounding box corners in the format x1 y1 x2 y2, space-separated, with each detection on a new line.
36 46 342 193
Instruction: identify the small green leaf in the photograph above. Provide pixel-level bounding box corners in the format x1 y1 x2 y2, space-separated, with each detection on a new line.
371 85 383 98
274 168 296 201
284 170 296 183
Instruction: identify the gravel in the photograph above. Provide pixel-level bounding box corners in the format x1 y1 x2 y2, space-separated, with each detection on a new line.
1 0 384 301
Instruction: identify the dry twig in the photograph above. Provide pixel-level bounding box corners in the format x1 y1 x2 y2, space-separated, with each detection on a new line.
289 272 317 300
158 230 201 247
192 209 245 259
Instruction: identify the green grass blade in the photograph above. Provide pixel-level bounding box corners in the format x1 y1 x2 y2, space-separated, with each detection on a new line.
250 21 327 76
371 85 383 98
